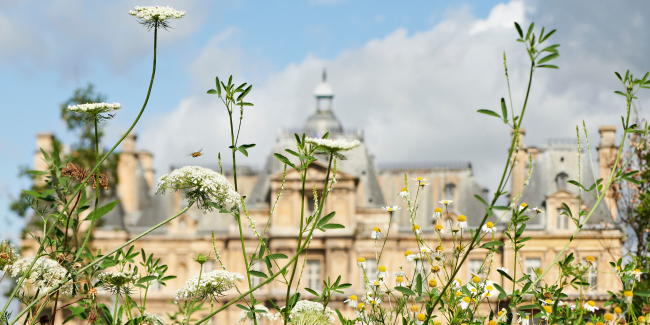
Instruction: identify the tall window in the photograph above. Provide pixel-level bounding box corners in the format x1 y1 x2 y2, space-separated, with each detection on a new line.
361 258 378 284
468 259 484 281
526 258 542 284
179 219 187 231
557 208 568 230
444 183 456 199
556 172 568 191
250 262 264 288
306 260 322 291
583 257 598 287
204 260 215 272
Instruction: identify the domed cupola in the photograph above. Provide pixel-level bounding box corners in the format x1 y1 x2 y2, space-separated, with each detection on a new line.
304 70 343 137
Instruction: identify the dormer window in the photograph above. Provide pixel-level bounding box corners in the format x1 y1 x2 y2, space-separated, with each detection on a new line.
556 172 568 191
444 183 456 199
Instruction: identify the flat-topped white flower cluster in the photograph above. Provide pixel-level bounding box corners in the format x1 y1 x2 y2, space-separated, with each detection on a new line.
305 137 360 152
142 313 166 325
0 240 20 270
7 257 74 295
285 300 336 325
236 305 277 324
156 166 241 212
67 103 121 114
97 270 141 287
129 6 185 22
173 270 244 304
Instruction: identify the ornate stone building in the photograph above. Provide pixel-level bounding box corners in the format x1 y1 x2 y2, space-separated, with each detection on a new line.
27 75 623 324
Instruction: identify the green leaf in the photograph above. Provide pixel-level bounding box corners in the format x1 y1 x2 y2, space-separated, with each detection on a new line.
416 274 423 296
540 29 556 42
269 253 288 260
514 22 524 38
207 89 218 94
248 270 268 278
137 275 158 284
482 241 504 248
477 109 501 119
215 77 222 97
394 287 416 296
160 275 177 282
337 283 352 289
85 200 120 221
474 194 488 206
635 290 650 297
501 98 508 123
274 153 296 169
236 304 250 311
537 65 559 69
26 170 49 176
317 212 336 228
537 53 559 65
615 72 623 81
238 147 249 157
320 223 345 230
526 22 534 40
567 180 589 192
240 143 256 149
305 288 320 296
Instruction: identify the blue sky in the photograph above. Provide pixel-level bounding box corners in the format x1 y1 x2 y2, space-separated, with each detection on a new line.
2 0 650 242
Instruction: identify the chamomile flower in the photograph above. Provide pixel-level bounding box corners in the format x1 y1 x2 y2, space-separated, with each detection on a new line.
632 269 643 280
452 278 462 288
420 247 431 254
482 222 497 233
459 296 471 309
428 279 437 288
496 309 508 322
344 295 358 308
382 206 401 212
457 215 468 229
434 224 444 233
412 224 422 235
483 280 498 298
357 257 366 269
439 199 453 205
518 203 528 212
406 253 417 262
518 314 530 325
377 266 389 279
584 300 599 312
604 313 615 325
395 276 406 287
624 290 634 303
432 252 445 262
404 251 413 259
413 177 427 183
416 313 427 325
411 255 425 274
539 298 554 306
585 256 596 268
369 279 383 291
398 188 409 198
432 207 443 222
533 207 544 214
371 227 382 239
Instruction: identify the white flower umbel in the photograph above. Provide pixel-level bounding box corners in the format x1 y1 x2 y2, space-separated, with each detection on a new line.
173 270 244 304
68 103 121 115
236 305 277 324
156 166 240 212
287 300 336 325
142 313 166 325
0 240 20 270
305 137 360 153
129 6 185 22
97 269 140 295
7 257 74 295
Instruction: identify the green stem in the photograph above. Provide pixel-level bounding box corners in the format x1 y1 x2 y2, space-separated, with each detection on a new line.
185 264 203 325
77 116 101 261
113 291 120 325
8 202 194 325
283 168 308 323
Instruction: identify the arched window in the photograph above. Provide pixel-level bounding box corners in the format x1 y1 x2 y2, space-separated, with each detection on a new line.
556 172 568 191
444 182 456 199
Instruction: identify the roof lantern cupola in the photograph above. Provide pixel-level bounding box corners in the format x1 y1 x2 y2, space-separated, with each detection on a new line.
304 69 343 137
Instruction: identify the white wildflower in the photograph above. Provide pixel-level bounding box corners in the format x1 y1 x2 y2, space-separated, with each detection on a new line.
68 102 121 115
97 269 140 294
457 215 468 229
482 280 498 298
0 240 20 270
357 257 366 269
398 187 409 198
129 6 185 22
432 207 443 221
377 266 389 280
156 166 240 212
482 222 497 233
439 199 452 205
7 257 74 295
371 227 381 239
286 300 336 325
382 206 401 212
584 300 599 312
236 305 276 324
518 314 530 325
305 137 360 153
173 270 244 304
344 295 358 308
459 296 471 309
142 313 166 325
632 269 643 280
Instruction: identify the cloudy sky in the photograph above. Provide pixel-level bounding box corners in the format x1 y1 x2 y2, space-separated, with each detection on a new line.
1 0 650 238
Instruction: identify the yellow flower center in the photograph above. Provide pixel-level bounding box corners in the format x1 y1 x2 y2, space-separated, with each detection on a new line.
379 266 386 272
436 246 444 252
486 285 494 291
435 225 443 231
373 281 380 286
458 215 466 222
597 322 605 325
396 276 404 283
357 257 366 263
498 311 504 317
401 187 407 192
432 266 441 272
520 203 528 207
462 297 470 303
489 321 497 325
544 306 552 313
587 300 595 307
411 305 420 312
624 291 633 297
615 307 622 314
357 303 365 311
405 250 412 256
413 224 421 230
434 322 441 325
472 276 480 283
635 268 641 273
486 222 494 228
417 177 423 181
455 279 462 285
545 299 552 304
435 207 443 213
586 256 595 263
639 317 646 323
455 291 462 297
417 314 426 321
429 279 437 287
604 313 614 321
443 200 450 204
372 227 381 232
349 295 357 301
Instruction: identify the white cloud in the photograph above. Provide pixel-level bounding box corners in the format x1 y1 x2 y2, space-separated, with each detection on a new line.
141 0 650 193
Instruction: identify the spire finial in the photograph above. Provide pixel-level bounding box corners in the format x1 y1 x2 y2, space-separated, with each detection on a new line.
322 68 327 82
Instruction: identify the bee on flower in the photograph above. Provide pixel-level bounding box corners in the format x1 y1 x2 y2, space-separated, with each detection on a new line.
482 222 497 233
357 257 366 269
584 300 599 312
382 206 401 213
623 290 634 303
344 295 358 308
412 224 422 235
459 296 471 309
457 215 468 229
435 224 444 233
439 199 453 205
377 266 389 279
432 207 443 222
371 227 382 239
398 187 409 198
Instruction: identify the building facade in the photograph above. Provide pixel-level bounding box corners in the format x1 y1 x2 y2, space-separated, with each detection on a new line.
26 75 623 324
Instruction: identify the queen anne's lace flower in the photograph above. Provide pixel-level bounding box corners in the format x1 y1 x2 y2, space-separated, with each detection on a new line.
129 6 185 21
68 103 121 114
156 166 240 212
97 270 140 295
0 240 20 270
286 300 336 325
142 313 166 325
236 305 277 324
305 137 360 153
7 257 74 295
173 270 244 304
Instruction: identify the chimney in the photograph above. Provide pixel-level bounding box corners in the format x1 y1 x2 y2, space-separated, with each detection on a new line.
510 128 528 197
598 125 618 220
34 133 54 186
117 134 139 213
138 150 155 190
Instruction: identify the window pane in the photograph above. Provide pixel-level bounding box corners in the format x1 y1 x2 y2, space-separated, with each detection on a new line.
525 258 541 283
583 257 598 287
557 208 567 229
307 260 322 291
468 259 483 281
251 262 264 288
